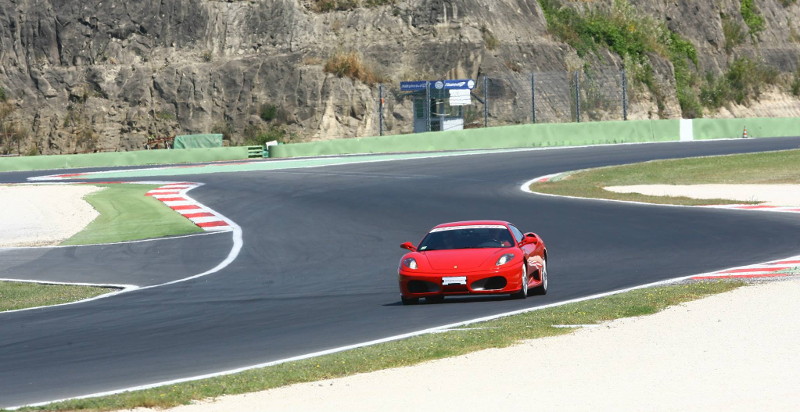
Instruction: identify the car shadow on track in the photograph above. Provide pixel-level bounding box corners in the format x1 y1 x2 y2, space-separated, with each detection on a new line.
384 295 522 306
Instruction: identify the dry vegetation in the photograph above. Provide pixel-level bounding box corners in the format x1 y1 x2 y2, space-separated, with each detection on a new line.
323 51 385 85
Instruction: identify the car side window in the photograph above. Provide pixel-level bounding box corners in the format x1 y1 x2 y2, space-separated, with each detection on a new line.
509 225 524 243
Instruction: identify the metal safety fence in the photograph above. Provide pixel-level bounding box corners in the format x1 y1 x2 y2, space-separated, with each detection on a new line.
377 66 628 136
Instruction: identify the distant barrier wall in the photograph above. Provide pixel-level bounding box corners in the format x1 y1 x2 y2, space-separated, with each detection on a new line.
3 117 797 171
269 117 799 158
269 119 680 158
0 147 251 172
692 117 800 140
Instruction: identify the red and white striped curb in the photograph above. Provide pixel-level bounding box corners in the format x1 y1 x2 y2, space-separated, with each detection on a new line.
691 256 800 280
702 204 800 214
145 183 232 232
531 172 566 183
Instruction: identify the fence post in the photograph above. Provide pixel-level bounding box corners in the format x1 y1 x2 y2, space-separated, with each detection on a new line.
531 72 536 124
483 75 489 128
378 83 384 136
574 71 581 123
621 68 628 121
425 81 431 132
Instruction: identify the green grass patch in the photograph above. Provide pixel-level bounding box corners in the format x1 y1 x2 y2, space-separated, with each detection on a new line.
531 149 800 205
61 184 204 245
0 282 111 312
700 57 780 108
12 280 742 411
538 0 699 117
740 0 765 37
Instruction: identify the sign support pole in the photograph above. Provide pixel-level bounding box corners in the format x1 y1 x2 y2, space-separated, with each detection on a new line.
531 73 536 124
425 81 431 132
483 76 489 128
378 84 384 136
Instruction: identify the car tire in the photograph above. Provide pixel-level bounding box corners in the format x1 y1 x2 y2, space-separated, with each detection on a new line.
510 264 528 299
530 259 548 295
401 296 419 305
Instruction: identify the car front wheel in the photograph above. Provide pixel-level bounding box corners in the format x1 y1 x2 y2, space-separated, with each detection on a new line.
510 264 528 299
530 259 548 295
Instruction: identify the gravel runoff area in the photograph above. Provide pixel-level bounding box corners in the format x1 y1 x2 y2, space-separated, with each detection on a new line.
605 184 800 206
0 184 102 247
1 184 798 411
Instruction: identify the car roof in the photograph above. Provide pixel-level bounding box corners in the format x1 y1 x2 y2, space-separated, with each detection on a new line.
432 220 512 230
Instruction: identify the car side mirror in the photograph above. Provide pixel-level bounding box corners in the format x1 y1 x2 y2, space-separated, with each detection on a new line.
400 242 417 252
522 233 539 245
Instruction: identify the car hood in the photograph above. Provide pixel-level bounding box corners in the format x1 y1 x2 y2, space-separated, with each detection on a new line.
420 249 508 271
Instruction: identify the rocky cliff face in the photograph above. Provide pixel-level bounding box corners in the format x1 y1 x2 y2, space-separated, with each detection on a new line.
0 0 798 155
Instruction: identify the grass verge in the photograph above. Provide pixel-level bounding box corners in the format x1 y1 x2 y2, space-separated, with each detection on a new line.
61 184 205 245
12 280 743 411
531 149 800 205
0 282 111 312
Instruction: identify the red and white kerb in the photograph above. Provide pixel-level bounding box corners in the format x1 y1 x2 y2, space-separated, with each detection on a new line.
691 256 800 280
145 183 231 232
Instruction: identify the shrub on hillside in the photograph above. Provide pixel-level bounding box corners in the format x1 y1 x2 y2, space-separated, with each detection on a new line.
323 51 383 85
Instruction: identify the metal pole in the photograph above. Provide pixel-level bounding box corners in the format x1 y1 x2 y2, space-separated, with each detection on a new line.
531 72 536 124
439 99 445 131
425 81 431 132
574 71 581 123
621 69 628 121
378 84 384 136
483 75 489 128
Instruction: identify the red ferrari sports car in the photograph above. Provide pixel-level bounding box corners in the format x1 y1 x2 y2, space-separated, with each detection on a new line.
398 220 548 305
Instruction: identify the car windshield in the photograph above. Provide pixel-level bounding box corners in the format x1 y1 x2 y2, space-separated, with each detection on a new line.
418 225 515 251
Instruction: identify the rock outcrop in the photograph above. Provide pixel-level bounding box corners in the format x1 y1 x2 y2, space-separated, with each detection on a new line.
0 0 798 154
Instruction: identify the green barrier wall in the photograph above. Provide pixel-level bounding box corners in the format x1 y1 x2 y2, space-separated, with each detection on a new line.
269 119 680 158
692 117 800 140
0 147 251 172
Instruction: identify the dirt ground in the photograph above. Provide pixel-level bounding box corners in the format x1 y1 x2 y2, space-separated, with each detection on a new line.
0 184 101 247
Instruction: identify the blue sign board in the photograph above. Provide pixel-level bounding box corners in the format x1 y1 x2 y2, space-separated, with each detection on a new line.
399 81 428 91
400 79 475 91
437 79 476 90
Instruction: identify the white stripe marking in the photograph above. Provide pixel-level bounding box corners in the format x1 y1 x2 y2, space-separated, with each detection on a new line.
161 200 194 207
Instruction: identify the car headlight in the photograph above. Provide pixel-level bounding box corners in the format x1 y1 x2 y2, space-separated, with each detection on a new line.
495 253 516 266
402 257 418 270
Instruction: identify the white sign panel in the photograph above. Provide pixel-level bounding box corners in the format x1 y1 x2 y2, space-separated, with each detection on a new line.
449 89 472 106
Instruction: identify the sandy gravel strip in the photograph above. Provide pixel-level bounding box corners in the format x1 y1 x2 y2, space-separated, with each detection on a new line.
0 184 102 247
605 184 800 207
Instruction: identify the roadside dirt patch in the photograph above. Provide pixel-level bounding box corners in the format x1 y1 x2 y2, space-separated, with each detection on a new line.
0 184 102 247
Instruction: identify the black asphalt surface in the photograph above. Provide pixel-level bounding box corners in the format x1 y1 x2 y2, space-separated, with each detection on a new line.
2 138 800 407
0 233 232 287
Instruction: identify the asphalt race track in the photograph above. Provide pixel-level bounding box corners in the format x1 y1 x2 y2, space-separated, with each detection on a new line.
2 138 800 407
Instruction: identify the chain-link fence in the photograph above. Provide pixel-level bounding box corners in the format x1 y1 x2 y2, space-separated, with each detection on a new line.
378 66 628 136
